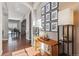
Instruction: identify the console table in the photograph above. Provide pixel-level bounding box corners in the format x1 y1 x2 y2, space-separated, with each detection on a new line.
34 37 58 56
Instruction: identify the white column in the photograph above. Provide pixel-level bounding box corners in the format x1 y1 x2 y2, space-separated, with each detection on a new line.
2 2 8 40
31 9 37 46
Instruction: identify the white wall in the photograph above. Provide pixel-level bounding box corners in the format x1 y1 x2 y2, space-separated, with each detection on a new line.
25 10 30 40
0 2 2 55
8 20 20 31
2 3 8 40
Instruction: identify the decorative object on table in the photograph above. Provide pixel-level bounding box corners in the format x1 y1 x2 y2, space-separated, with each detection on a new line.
44 32 49 41
51 22 58 31
51 2 58 10
39 32 49 41
46 2 50 13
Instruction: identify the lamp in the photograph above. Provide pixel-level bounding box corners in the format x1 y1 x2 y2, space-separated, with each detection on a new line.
58 8 74 25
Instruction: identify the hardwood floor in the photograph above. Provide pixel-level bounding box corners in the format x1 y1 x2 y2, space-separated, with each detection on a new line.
2 35 31 56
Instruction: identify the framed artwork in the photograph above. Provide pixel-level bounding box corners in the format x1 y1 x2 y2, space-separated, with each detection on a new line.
46 2 50 12
41 2 58 32
41 23 44 31
46 13 50 22
51 22 57 31
51 2 58 9
51 10 57 21
41 15 45 23
46 23 50 31
41 7 45 15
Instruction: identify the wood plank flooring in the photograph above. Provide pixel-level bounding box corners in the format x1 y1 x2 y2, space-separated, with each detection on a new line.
2 35 31 56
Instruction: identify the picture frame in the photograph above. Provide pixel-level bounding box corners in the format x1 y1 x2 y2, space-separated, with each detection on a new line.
51 2 58 10
46 23 50 31
51 10 57 21
41 7 45 15
46 2 50 13
41 15 45 23
41 23 44 31
41 2 58 32
46 13 50 22
51 22 57 31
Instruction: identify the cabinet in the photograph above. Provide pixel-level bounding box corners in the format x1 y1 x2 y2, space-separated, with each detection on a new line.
58 25 74 56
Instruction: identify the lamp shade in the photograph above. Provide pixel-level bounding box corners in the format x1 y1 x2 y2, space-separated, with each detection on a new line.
58 8 73 25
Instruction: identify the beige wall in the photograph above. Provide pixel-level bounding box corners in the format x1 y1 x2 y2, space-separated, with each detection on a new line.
74 10 79 55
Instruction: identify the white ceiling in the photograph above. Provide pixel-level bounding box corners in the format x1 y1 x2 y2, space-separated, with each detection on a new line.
6 2 31 20
3 2 41 20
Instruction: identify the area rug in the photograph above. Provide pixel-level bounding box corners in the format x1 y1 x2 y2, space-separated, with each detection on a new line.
12 47 40 56
25 47 40 56
12 49 28 56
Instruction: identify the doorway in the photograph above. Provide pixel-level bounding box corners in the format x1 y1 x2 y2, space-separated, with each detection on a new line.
21 19 26 39
2 2 31 56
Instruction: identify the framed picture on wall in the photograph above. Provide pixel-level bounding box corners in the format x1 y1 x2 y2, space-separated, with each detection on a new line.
46 23 50 31
41 7 45 15
51 2 58 10
41 15 45 22
51 10 57 21
46 2 50 12
41 23 44 31
46 13 50 22
51 22 57 31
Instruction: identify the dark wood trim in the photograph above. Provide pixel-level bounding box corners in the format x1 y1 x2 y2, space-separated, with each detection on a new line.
58 25 74 56
57 2 59 55
63 26 65 54
72 25 74 56
29 12 31 44
67 25 69 55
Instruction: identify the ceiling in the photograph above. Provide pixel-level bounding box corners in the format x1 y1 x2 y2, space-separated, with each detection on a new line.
4 2 79 21
59 2 79 11
7 2 31 20
3 2 40 20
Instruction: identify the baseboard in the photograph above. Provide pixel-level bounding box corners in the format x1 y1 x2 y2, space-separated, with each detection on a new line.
0 50 2 56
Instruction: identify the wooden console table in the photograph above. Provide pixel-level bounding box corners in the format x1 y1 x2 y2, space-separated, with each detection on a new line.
34 37 58 56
